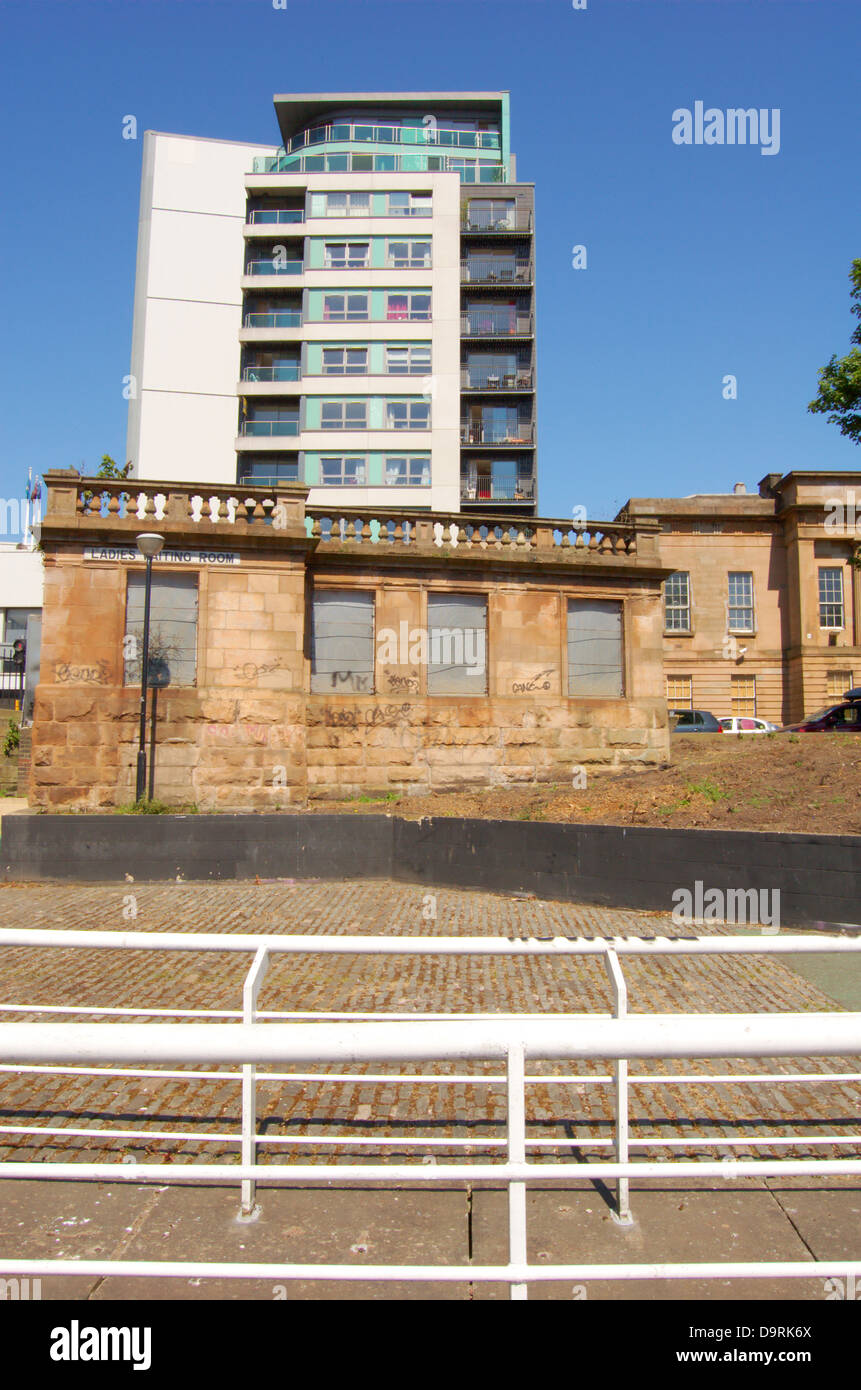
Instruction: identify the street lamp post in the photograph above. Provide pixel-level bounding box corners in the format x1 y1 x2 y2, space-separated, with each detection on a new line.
134 533 164 801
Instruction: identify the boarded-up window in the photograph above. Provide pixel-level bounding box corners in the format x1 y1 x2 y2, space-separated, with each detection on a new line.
827 670 854 699
427 594 487 695
124 573 198 688
567 600 624 697
311 590 375 694
666 675 693 709
731 675 756 717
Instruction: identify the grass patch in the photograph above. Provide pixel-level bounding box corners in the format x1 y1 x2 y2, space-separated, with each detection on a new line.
684 778 728 804
115 799 199 815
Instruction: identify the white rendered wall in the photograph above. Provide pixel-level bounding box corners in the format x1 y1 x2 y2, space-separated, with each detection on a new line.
127 133 277 486
0 547 44 612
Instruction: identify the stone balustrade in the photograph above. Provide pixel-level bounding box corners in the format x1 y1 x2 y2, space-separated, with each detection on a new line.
40 472 659 565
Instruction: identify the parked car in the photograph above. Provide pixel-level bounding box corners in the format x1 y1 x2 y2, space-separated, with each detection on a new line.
718 716 780 733
668 708 723 732
779 689 861 733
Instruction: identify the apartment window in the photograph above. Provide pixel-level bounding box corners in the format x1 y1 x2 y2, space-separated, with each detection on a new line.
386 292 431 321
124 574 198 688
819 567 844 628
320 456 367 485
731 675 757 718
324 241 369 269
727 572 755 633
312 192 371 218
386 345 431 376
664 572 692 632
322 347 368 376
310 590 374 694
385 455 431 486
827 670 854 699
427 594 487 696
323 293 368 322
321 401 367 430
386 400 430 430
666 675 693 710
386 192 432 217
386 239 432 268
567 600 624 698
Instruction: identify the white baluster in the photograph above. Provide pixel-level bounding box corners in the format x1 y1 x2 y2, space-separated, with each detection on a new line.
153 492 167 521
190 495 204 523
135 493 148 521
208 496 221 524
448 524 460 549
226 497 238 524
433 522 444 548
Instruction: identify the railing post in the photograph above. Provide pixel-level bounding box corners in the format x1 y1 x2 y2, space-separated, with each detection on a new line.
507 1042 528 1300
240 947 269 1219
605 945 633 1225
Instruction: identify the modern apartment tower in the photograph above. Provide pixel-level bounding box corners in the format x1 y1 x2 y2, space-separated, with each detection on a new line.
127 92 537 515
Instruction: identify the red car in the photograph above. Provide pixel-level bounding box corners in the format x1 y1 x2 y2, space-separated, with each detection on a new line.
781 688 861 732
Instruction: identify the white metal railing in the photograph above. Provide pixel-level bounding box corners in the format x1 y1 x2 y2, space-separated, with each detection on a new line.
0 929 859 1296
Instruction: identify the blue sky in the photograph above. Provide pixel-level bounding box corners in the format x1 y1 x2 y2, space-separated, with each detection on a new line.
1 0 859 524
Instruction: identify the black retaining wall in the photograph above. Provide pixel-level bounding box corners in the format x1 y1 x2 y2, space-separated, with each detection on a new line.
2 813 858 927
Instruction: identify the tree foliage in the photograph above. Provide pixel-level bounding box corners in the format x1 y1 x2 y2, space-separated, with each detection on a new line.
96 454 132 479
808 259 861 444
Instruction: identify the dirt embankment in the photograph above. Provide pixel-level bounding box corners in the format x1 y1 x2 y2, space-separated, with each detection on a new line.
310 735 861 834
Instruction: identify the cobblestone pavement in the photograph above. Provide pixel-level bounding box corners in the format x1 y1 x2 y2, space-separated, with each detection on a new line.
0 880 858 1169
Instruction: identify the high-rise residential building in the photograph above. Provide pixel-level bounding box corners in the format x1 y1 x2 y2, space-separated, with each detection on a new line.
126 92 537 515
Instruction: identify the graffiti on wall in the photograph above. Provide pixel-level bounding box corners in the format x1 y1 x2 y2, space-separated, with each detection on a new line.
54 661 111 684
511 667 555 694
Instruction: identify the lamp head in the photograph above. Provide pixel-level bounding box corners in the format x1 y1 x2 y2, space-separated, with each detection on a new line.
137 533 165 559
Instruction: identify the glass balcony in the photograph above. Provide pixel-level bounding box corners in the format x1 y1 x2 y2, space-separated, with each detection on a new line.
245 259 303 276
241 364 301 383
247 209 304 224
240 419 300 437
279 122 501 156
460 476 535 504
460 421 534 446
243 311 302 328
461 209 532 233
249 151 508 182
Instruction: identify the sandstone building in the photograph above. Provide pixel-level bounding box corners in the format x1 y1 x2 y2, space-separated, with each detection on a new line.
620 470 861 725
31 473 670 810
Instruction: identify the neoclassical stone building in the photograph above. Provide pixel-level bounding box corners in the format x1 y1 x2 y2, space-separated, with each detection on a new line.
31 472 671 810
620 470 861 726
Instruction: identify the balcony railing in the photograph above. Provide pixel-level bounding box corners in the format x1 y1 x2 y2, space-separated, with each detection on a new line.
460 423 534 446
461 312 533 338
280 122 502 156
460 478 535 503
461 368 533 390
239 420 300 437
241 365 301 382
461 210 533 233
251 152 508 183
243 312 302 328
247 209 304 224
460 259 531 284
244 260 304 276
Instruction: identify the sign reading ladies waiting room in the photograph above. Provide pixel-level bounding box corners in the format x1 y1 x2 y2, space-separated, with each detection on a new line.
83 546 241 565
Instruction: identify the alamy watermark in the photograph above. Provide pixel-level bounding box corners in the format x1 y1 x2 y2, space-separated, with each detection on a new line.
672 103 781 156
671 880 780 933
376 622 486 677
